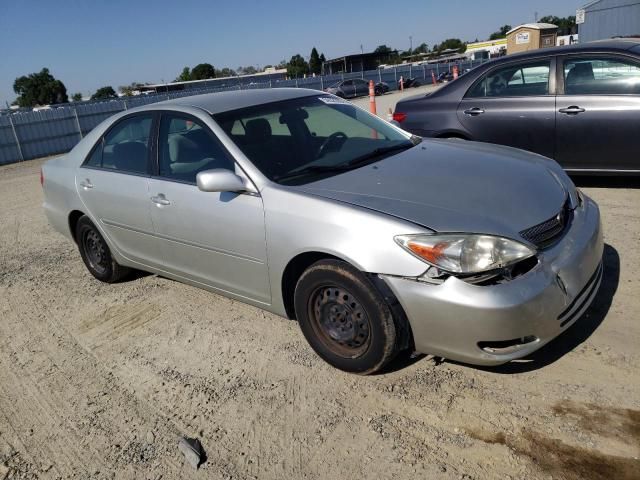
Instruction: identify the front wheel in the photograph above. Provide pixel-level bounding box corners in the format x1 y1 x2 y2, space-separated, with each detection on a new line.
294 260 404 374
75 215 130 283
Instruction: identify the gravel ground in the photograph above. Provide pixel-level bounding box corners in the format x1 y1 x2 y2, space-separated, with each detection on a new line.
0 151 638 479
351 83 439 116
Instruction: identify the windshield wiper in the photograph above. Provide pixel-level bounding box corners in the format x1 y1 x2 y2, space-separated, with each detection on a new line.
344 142 414 168
274 142 415 183
274 164 350 182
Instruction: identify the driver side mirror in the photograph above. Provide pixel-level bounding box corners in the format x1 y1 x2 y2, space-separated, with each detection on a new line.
196 169 247 193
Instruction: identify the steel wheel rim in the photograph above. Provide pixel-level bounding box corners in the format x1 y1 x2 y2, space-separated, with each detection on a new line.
83 229 108 275
308 285 371 358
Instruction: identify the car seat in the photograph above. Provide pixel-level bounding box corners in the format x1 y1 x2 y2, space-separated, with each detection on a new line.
565 63 594 94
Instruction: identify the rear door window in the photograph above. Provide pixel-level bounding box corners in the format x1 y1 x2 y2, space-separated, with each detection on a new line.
467 60 551 98
103 115 152 174
83 115 152 174
563 56 640 95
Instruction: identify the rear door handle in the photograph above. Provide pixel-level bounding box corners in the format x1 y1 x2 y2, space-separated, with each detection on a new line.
558 106 585 115
151 194 171 206
463 107 485 116
79 179 94 189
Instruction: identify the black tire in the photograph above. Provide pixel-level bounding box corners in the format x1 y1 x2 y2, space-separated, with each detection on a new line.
75 215 129 283
294 259 403 374
375 87 383 96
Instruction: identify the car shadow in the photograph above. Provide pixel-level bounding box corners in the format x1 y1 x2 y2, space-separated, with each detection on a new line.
377 351 429 375
571 175 640 189
461 243 620 375
124 270 153 282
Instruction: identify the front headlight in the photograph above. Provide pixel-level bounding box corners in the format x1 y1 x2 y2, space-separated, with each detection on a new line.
395 234 535 275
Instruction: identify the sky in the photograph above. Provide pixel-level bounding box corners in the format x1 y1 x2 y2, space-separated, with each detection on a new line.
0 0 581 105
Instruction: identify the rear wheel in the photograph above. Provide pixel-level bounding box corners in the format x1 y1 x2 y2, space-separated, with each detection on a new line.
75 216 129 283
294 260 403 374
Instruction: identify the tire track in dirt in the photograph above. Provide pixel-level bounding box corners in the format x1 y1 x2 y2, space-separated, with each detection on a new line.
0 278 186 478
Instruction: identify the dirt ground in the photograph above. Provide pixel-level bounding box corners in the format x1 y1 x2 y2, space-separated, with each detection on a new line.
0 158 638 480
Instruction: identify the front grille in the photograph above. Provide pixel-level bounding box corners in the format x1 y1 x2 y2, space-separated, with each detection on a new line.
520 199 572 249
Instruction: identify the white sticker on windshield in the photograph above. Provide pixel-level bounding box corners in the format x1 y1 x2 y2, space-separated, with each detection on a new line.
318 96 350 105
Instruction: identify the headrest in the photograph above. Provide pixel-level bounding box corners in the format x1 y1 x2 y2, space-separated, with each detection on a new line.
168 134 201 164
567 63 594 83
245 118 272 142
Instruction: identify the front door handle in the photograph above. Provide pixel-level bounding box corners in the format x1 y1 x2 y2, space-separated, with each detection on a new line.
558 106 585 115
79 179 94 189
151 194 171 206
463 107 485 116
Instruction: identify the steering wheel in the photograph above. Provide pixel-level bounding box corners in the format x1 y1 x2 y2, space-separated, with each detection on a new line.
316 132 348 159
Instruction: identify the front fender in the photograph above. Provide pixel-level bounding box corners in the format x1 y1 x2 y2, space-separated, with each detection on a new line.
262 186 431 316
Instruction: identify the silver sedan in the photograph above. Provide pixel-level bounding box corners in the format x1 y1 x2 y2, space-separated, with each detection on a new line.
42 88 603 374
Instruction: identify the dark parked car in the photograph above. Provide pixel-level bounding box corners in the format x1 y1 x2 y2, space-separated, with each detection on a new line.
394 39 640 174
325 78 389 98
398 77 421 89
436 69 468 83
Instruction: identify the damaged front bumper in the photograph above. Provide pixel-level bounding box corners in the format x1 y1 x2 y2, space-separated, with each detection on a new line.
380 194 604 366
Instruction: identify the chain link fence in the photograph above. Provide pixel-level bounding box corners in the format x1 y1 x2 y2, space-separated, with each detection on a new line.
0 59 485 165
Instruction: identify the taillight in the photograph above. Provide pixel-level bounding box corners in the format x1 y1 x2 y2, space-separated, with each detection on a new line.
40 168 44 187
392 112 407 123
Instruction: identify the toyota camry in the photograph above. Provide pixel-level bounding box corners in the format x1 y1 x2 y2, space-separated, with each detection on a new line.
42 88 603 374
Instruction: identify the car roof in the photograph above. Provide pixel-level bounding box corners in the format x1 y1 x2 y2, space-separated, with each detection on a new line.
486 39 640 64
153 88 320 114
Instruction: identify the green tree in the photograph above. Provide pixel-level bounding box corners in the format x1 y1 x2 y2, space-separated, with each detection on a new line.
190 63 216 80
91 86 117 100
119 82 141 96
374 45 393 54
372 45 400 64
286 54 309 78
489 24 512 40
309 47 322 75
319 53 327 74
216 67 236 77
71 92 83 102
219 67 232 77
539 15 576 35
175 67 191 82
241 65 258 75
13 68 69 107
413 42 429 54
433 38 466 53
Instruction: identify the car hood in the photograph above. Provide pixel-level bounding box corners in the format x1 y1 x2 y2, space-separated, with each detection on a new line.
294 139 567 240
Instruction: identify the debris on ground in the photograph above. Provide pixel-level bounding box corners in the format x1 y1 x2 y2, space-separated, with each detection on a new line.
178 437 205 469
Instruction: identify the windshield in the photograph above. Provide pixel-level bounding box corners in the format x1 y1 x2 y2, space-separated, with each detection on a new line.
213 95 416 185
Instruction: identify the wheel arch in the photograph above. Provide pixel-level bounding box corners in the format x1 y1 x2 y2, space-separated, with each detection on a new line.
68 210 85 243
281 251 344 320
280 251 413 351
435 130 471 140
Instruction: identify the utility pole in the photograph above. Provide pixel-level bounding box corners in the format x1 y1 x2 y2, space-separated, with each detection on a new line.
534 11 538 22
360 44 364 54
409 35 413 53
